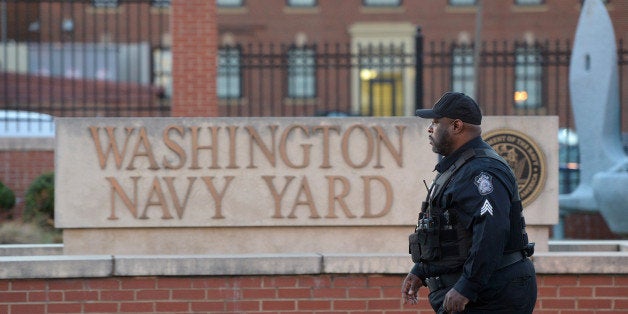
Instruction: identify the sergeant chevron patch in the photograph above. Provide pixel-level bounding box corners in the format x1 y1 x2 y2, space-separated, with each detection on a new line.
480 199 493 216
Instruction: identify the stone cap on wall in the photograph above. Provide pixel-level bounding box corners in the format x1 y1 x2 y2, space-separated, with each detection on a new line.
1 250 626 279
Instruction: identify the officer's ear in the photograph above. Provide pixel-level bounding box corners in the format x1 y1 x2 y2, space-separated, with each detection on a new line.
451 119 464 134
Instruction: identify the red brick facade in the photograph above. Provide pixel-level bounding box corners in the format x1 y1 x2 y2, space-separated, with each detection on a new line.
1 0 624 237
0 274 626 313
217 1 628 46
1 0 219 218
170 0 218 117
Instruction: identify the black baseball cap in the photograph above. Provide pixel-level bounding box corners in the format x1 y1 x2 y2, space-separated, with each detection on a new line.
415 92 482 125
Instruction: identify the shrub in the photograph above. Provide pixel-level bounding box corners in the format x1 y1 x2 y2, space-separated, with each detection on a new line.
0 180 16 218
23 172 55 228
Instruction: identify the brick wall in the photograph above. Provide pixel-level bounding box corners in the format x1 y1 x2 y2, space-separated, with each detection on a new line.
0 274 626 313
170 0 218 117
563 212 622 240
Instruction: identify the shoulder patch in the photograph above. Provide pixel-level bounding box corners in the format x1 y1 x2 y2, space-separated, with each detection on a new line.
474 172 494 195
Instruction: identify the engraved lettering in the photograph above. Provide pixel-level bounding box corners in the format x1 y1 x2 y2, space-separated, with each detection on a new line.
288 176 320 219
227 125 239 169
163 125 187 170
373 125 405 168
325 175 355 218
246 125 278 169
362 175 393 218
190 126 220 170
107 176 140 220
341 124 373 168
312 125 340 169
127 127 160 171
280 125 312 169
262 175 296 218
200 176 235 219
90 126 134 170
139 176 173 219
162 177 196 219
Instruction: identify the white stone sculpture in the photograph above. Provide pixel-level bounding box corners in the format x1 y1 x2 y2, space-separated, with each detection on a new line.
561 0 628 236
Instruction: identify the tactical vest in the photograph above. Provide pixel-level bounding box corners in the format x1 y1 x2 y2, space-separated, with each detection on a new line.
409 147 532 265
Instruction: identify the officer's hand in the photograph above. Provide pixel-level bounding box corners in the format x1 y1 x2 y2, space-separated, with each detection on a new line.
443 287 469 312
401 273 423 305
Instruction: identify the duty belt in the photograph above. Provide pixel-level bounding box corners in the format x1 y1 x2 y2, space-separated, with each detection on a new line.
424 251 527 292
425 272 460 292
498 251 526 270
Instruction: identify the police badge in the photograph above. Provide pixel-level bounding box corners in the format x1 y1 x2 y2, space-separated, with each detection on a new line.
474 172 494 195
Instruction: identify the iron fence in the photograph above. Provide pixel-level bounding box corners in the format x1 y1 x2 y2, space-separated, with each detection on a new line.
1 2 626 123
0 0 170 121
1 1 627 180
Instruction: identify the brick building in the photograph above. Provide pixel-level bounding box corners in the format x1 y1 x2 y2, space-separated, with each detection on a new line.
2 0 627 120
1 0 627 238
0 2 627 313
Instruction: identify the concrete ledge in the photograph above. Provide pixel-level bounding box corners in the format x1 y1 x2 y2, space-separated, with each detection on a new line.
114 253 322 276
0 245 627 279
532 252 628 274
0 255 112 279
0 244 63 256
549 240 628 252
323 253 411 274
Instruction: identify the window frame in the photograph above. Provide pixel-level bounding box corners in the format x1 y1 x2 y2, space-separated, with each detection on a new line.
579 0 609 4
217 46 243 99
513 44 544 109
153 47 172 99
362 0 402 7
451 45 476 97
286 46 317 99
514 0 544 5
448 0 477 6
91 0 119 8
286 0 317 7
216 0 245 8
151 0 171 8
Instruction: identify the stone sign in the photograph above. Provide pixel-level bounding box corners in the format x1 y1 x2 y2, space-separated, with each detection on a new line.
55 116 557 255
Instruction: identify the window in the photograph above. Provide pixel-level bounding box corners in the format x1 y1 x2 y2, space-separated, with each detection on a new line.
151 0 171 8
357 45 405 116
514 0 543 5
363 0 401 7
451 46 475 97
153 48 172 98
514 46 542 108
558 128 580 194
579 0 609 4
287 0 316 7
92 0 118 8
449 0 477 6
287 47 316 98
217 0 244 7
218 47 241 99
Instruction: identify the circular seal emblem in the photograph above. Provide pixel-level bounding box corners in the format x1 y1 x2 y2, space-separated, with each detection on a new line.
483 129 546 207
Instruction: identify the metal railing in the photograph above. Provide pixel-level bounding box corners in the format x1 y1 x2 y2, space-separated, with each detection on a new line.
1 1 626 123
0 0 170 120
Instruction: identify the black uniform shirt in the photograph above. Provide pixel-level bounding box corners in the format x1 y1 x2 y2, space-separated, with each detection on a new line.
433 136 519 302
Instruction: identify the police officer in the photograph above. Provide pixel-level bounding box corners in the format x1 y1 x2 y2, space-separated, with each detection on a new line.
401 92 537 313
